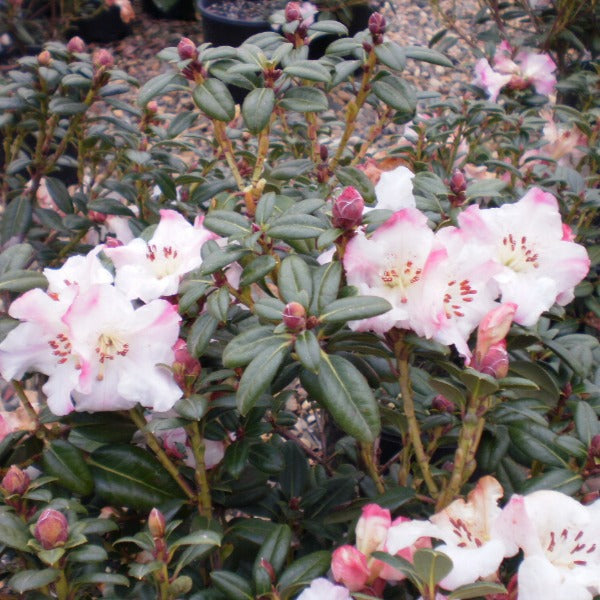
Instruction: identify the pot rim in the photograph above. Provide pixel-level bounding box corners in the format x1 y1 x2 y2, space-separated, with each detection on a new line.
197 0 276 27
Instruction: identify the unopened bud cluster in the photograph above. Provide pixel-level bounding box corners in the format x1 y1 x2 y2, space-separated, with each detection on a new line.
332 186 364 230
178 37 207 82
34 509 69 550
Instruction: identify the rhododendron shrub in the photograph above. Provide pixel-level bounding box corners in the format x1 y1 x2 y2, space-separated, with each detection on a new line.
0 4 597 599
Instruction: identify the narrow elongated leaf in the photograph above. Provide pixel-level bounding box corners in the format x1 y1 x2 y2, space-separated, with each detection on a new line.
253 524 292 594
319 296 391 323
211 571 253 600
240 255 277 286
9 569 59 593
371 551 417 580
137 72 176 106
2 197 32 243
301 353 380 442
89 445 184 510
187 312 219 358
336 166 376 204
204 210 251 237
371 75 416 115
574 401 599 445
242 88 275 133
248 443 284 474
41 440 93 496
237 339 293 414
0 243 34 275
294 330 321 373
311 261 342 313
278 550 331 596
169 530 222 552
224 328 290 367
267 214 325 240
284 60 331 83
278 441 309 499
375 41 406 71
0 511 30 550
45 177 73 214
278 255 313 306
0 270 47 293
193 79 236 121
448 582 507 599
403 45 453 67
509 423 569 468
270 159 313 180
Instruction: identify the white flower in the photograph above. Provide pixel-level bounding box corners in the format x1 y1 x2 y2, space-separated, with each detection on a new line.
297 578 351 600
364 165 416 212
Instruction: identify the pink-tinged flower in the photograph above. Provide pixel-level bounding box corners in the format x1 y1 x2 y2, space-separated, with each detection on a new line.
457 188 590 326
472 302 517 365
148 507 166 538
364 165 416 213
34 509 69 550
297 578 351 600
63 284 182 413
473 58 512 102
473 340 509 378
355 504 391 557
105 209 217 302
413 227 500 359
157 424 224 470
498 491 600 600
331 544 369 591
515 50 556 96
343 208 439 335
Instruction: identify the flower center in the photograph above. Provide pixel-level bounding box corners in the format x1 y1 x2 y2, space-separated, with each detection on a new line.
545 528 598 568
146 243 180 278
500 233 540 272
380 258 422 302
448 516 484 548
443 279 478 318
95 333 129 364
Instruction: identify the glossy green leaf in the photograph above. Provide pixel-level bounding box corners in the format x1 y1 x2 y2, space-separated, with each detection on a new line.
45 177 73 214
371 75 416 115
574 401 599 445
294 330 321 373
253 524 292 594
319 296 391 323
72 572 129 587
458 368 499 397
509 423 570 468
375 41 406 71
242 87 275 133
224 439 251 479
169 529 222 552
278 255 313 306
0 270 48 293
403 45 453 67
284 60 331 83
224 328 291 367
278 550 331 598
68 544 108 563
278 441 309 499
174 395 209 421
9 569 59 593
0 511 30 551
301 353 380 442
248 442 284 474
279 86 329 112
311 261 342 313
188 312 219 358
0 243 34 275
371 551 417 580
2 197 32 243
193 79 236 121
137 72 176 106
413 548 453 588
336 166 376 204
41 440 93 496
429 377 466 409
89 445 184 511
211 570 253 600
518 468 582 495
237 338 293 414
270 159 313 180
204 210 251 237
255 297 287 322
240 255 277 286
207 286 231 322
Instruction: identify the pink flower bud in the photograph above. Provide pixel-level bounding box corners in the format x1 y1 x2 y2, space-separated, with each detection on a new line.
148 507 166 538
474 303 517 364
37 50 51 66
331 545 369 592
147 100 158 114
177 37 198 61
34 509 69 550
66 36 85 53
319 144 328 162
432 394 455 413
1 465 30 495
590 434 600 459
172 338 201 388
368 12 386 36
285 1 303 22
93 49 114 69
449 169 467 195
332 186 364 229
473 340 509 379
355 503 391 557
282 302 306 331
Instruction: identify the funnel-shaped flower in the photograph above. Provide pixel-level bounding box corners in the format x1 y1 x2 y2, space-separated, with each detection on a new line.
297 578 351 600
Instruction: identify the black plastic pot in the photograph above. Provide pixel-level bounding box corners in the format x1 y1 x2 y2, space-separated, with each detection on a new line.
197 0 273 48
142 0 196 20
70 6 131 43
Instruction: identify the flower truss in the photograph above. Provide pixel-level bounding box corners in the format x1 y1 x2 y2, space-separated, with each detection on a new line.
343 185 589 358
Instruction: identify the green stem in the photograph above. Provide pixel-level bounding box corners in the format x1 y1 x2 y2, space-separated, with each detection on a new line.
360 442 385 494
394 335 439 497
186 423 213 518
55 569 69 600
129 408 196 502
213 121 245 191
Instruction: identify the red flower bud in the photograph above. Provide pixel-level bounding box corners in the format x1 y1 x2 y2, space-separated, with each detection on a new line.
449 169 467 195
590 434 600 459
172 338 201 389
319 144 328 162
285 1 303 22
177 37 198 61
148 507 166 538
368 12 386 36
1 465 30 496
66 36 85 53
282 302 306 331
37 50 51 66
432 394 455 413
34 509 69 550
332 186 364 229
473 340 509 379
93 49 114 69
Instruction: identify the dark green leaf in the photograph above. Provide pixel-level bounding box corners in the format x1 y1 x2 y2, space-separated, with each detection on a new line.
301 353 380 442
574 401 599 446
284 60 331 83
413 548 453 589
319 296 391 323
278 255 313 306
223 328 289 368
41 440 93 496
518 468 582 495
203 210 251 237
2 197 32 243
311 261 342 313
0 243 34 275
403 45 453 67
279 87 329 112
169 529 222 552
248 443 284 474
336 166 376 204
9 569 59 593
375 42 406 71
294 330 321 373
0 511 30 551
270 159 314 180
371 75 417 115
509 423 570 468
242 88 275 133
68 545 108 563
267 214 325 240
278 441 309 499
448 582 507 599
240 255 277 286
253 524 292 594
278 550 331 598
187 313 219 358
45 177 73 214
206 286 231 322
137 72 177 107
193 79 236 122
211 570 253 600
0 270 47 293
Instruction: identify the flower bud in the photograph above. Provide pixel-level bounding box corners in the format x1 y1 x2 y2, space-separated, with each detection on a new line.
1 465 30 495
331 545 369 592
148 507 166 538
285 1 303 22
172 338 201 389
66 36 85 53
473 340 509 379
282 302 306 331
355 503 390 557
368 12 386 37
146 100 158 114
474 303 517 364
37 50 51 66
34 509 69 550
177 37 198 61
332 186 364 229
319 144 328 162
432 394 455 413
93 49 114 69
589 434 600 459
449 169 467 195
